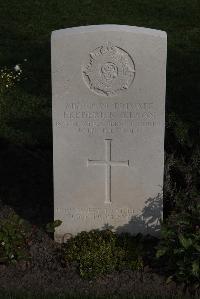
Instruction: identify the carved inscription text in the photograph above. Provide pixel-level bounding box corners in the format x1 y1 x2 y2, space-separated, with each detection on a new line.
56 101 160 136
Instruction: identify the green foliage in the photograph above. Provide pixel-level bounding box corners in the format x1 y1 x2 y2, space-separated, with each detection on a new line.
167 112 191 146
61 230 144 279
46 220 62 233
164 111 200 220
0 212 31 264
156 198 200 288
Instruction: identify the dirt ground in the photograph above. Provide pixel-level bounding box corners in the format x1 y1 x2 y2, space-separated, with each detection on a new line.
0 200 199 298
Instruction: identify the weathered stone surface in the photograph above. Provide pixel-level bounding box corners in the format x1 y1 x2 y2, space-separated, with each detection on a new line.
51 25 167 241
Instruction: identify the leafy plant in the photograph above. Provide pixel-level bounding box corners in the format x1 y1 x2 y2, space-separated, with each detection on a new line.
46 220 62 233
0 212 31 264
156 198 200 288
166 112 192 147
61 230 144 279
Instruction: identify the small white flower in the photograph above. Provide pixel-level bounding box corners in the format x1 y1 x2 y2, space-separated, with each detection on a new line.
5 85 8 88
14 64 21 72
24 58 27 62
1 242 5 246
10 254 14 259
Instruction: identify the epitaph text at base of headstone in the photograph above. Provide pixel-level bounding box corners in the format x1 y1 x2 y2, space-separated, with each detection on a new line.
51 25 167 242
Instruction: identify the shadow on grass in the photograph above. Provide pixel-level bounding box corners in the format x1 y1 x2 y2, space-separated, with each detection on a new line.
0 138 53 227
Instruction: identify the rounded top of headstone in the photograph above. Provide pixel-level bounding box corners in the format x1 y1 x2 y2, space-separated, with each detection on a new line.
51 24 167 39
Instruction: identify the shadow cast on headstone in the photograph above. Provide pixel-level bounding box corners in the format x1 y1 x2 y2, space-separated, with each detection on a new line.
102 193 163 237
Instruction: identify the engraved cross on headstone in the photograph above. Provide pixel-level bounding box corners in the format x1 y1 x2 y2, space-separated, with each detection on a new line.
87 139 129 204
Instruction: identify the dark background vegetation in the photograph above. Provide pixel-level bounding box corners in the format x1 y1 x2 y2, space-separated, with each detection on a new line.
0 0 200 227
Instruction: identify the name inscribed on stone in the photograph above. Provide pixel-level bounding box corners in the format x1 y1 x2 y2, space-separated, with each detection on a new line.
56 101 160 135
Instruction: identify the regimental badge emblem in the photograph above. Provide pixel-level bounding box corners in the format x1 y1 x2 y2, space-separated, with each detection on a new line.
82 42 136 97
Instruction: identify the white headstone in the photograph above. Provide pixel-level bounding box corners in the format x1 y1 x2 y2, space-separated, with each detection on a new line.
51 25 167 242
